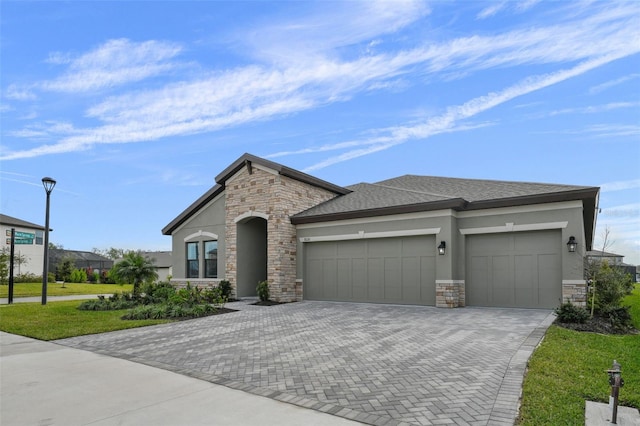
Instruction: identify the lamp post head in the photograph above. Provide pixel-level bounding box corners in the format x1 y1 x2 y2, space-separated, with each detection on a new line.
42 177 56 194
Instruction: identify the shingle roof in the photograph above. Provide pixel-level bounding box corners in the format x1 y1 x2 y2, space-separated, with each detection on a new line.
292 175 598 220
0 214 45 230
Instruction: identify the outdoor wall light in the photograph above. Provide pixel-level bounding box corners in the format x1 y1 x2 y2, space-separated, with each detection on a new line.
41 177 56 305
438 241 446 255
567 236 577 253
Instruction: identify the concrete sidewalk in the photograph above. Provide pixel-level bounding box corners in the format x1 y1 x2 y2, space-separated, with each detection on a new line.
0 332 361 426
1 294 107 304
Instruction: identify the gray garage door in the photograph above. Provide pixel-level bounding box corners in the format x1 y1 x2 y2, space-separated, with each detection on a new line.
466 230 561 308
305 236 436 305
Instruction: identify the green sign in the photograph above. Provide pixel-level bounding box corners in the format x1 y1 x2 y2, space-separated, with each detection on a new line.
15 231 35 239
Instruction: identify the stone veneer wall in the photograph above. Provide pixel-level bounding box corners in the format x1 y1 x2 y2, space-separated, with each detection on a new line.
435 280 465 308
171 278 221 290
562 280 587 307
225 166 338 302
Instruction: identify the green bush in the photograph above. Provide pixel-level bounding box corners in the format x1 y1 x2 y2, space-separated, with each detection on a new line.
257 280 269 301
601 305 634 332
590 261 635 312
78 293 138 311
554 301 589 324
14 273 41 283
218 280 232 299
69 268 88 283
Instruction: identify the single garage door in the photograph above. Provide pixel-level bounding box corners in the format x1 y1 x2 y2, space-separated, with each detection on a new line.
305 235 436 305
466 230 561 308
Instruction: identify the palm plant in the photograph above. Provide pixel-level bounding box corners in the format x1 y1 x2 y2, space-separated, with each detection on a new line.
110 251 158 296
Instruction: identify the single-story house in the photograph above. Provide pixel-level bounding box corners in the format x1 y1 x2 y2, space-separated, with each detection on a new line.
162 153 599 309
138 251 173 282
49 249 114 276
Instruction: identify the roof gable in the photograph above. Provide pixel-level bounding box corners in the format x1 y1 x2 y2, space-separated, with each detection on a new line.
162 153 350 235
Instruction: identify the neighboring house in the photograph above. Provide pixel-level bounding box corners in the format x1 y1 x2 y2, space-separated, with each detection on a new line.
0 214 46 276
139 251 173 282
49 249 114 276
586 250 638 282
163 153 599 309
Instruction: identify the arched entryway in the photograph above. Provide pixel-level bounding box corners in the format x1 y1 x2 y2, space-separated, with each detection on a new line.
236 216 267 297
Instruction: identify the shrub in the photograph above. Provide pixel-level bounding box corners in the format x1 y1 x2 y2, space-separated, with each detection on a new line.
87 272 99 283
554 301 589 324
601 305 634 332
257 280 269 301
69 268 88 283
14 273 41 283
218 280 232 299
589 261 635 312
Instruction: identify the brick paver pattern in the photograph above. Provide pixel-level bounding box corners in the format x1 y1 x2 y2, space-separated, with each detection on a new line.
57 301 553 426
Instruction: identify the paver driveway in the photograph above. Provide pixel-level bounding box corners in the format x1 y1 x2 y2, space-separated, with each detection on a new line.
57 301 554 426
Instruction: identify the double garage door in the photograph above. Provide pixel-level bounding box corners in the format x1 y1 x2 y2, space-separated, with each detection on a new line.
305 236 436 305
466 230 562 309
305 230 562 309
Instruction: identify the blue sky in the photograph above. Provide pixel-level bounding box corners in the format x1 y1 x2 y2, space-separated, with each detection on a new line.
1 1 639 264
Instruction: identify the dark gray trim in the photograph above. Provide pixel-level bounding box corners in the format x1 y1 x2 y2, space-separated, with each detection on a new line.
290 199 468 225
215 153 350 195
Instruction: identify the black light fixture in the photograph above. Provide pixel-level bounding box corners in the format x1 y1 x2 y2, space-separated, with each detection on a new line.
567 236 577 253
438 241 446 255
41 177 56 305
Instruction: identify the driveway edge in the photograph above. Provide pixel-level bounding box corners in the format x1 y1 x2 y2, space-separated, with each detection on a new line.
488 311 556 425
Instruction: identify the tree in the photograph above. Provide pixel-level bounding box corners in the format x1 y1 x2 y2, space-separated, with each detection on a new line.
0 248 29 284
92 247 126 260
110 251 158 296
55 257 74 282
587 226 613 317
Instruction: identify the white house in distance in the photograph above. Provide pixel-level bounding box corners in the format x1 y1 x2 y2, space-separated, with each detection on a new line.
163 153 599 309
0 214 46 276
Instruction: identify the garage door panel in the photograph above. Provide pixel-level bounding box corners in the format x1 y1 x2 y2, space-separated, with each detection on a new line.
305 235 436 305
337 259 352 299
515 255 535 306
538 254 561 307
384 257 402 301
466 231 561 309
367 257 385 300
402 257 420 301
323 259 338 299
352 258 367 299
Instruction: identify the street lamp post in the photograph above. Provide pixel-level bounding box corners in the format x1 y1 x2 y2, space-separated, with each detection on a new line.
41 177 56 305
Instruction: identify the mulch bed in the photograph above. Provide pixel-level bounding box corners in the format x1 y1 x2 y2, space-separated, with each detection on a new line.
250 300 287 306
555 315 638 335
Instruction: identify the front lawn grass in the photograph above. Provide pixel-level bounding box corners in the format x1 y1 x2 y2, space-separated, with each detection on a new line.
518 284 640 425
0 282 133 298
0 300 170 340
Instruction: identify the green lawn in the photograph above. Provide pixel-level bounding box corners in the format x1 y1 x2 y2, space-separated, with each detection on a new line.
518 284 640 425
0 300 170 340
0 282 133 298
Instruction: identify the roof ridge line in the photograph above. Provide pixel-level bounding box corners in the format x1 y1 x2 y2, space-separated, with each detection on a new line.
369 182 452 199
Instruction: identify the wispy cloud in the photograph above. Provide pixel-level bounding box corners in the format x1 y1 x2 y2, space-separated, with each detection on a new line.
2 2 639 163
302 52 637 171
589 73 640 94
477 1 508 19
600 179 640 192
40 38 183 93
548 101 640 116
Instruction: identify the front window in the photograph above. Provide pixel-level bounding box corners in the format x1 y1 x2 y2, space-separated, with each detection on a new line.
204 241 218 278
186 242 199 278
35 230 43 245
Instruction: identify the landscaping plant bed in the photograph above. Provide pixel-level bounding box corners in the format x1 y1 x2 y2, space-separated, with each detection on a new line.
251 300 287 306
554 315 638 335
